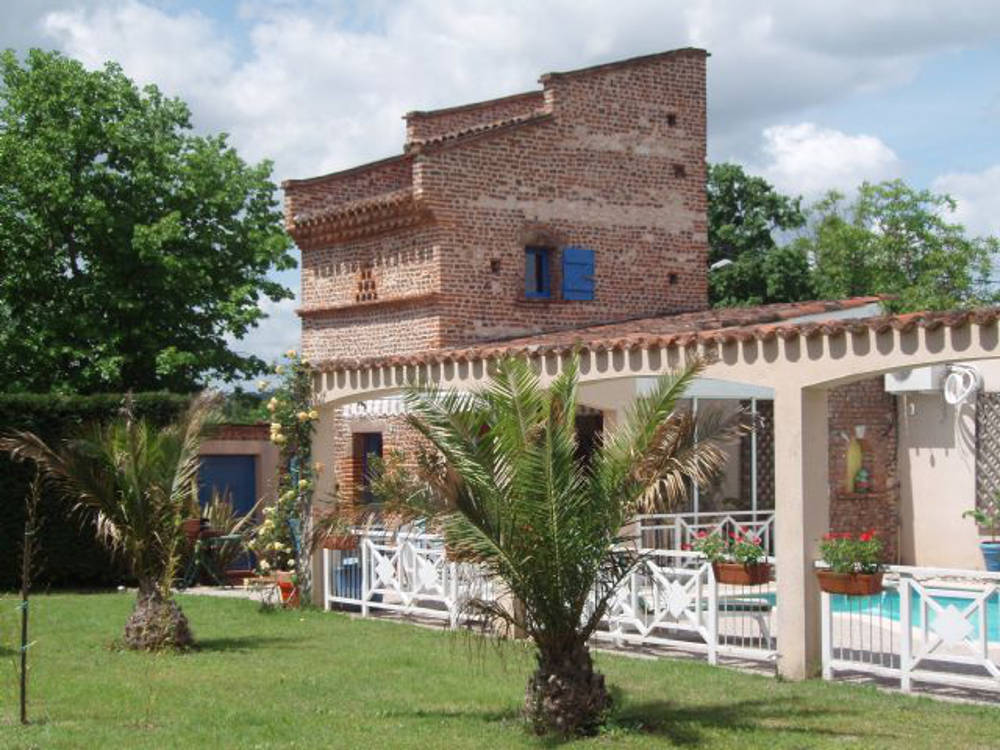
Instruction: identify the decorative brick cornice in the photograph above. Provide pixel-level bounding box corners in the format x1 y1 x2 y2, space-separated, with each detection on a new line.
288 188 434 246
297 292 442 319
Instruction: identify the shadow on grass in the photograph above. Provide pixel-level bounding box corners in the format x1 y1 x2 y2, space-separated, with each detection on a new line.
388 695 899 747
599 696 898 747
194 635 296 653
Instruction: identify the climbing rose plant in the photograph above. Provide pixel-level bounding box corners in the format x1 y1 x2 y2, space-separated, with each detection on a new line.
249 350 319 586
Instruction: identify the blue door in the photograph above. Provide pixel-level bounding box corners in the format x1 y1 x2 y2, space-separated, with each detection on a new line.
198 455 257 516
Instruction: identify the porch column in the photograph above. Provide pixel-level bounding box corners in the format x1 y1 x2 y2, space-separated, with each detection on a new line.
773 385 829 680
309 401 340 606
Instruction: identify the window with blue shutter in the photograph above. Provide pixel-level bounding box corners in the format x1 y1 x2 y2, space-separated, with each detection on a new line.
561 246 595 300
525 246 552 299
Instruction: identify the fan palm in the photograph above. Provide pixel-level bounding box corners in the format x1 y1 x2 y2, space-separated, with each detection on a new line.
0 395 218 650
399 356 742 736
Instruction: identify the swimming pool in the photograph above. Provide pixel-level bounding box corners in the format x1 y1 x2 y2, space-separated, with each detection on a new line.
767 589 1000 642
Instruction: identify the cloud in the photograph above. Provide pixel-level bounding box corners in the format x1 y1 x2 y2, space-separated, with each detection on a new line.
227 296 300 369
933 165 1000 237
35 0 1000 183
755 123 902 197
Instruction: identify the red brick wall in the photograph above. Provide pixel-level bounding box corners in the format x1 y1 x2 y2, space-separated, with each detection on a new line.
827 378 900 562
318 410 426 508
289 49 710 361
209 423 270 441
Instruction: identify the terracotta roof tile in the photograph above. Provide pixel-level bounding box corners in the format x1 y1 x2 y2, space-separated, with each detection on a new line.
312 297 1000 374
405 112 552 153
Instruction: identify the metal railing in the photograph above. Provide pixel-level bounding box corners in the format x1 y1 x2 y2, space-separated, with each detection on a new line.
636 510 776 556
820 565 1000 694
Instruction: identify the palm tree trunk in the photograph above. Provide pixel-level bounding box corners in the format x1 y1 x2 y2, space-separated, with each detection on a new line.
123 586 194 651
524 639 611 736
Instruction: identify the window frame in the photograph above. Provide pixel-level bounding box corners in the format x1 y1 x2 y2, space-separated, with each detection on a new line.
524 245 553 299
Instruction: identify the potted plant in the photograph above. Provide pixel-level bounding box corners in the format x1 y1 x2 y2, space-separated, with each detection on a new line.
692 529 772 586
816 530 884 595
962 496 1000 572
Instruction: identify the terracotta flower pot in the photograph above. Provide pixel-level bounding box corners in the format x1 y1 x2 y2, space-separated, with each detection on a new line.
276 571 300 607
816 570 884 596
323 534 358 551
713 561 772 586
182 518 203 544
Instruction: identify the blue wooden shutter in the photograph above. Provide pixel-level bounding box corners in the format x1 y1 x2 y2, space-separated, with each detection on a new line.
561 246 595 300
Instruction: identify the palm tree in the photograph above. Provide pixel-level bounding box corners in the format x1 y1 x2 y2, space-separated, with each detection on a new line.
398 356 741 736
0 395 217 650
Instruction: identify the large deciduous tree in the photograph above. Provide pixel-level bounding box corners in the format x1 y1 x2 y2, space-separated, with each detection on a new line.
797 181 998 312
0 49 294 393
706 163 812 307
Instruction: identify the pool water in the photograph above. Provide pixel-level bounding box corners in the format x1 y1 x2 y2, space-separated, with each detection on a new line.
765 590 1000 642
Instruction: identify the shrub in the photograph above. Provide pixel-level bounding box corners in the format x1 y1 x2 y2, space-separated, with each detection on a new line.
0 392 188 589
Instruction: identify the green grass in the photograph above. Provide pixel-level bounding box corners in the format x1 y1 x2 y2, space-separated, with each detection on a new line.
0 593 998 748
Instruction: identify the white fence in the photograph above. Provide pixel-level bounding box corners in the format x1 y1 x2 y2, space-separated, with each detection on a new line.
323 530 777 664
637 510 776 556
821 565 1000 694
593 549 776 662
322 530 493 627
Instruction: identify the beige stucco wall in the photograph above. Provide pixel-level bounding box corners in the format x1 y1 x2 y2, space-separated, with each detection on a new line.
198 439 281 512
898 358 1000 569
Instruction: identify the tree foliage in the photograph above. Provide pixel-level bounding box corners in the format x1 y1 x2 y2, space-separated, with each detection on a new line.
797 181 998 312
0 49 294 393
707 163 998 313
706 163 811 306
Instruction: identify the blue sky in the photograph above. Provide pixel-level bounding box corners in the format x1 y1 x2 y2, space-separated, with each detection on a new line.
2 0 999 365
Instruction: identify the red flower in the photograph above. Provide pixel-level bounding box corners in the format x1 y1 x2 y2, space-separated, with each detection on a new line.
859 531 873 542
823 533 833 541
696 530 708 538
681 543 691 551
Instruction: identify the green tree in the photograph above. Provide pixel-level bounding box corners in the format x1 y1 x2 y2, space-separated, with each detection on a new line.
800 180 998 312
1 394 218 650
706 163 811 306
0 49 294 393
397 357 739 736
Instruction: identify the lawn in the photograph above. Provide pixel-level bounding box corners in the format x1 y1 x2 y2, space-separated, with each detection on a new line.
1 593 998 748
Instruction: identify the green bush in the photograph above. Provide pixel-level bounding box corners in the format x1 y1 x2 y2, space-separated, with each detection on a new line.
0 392 189 590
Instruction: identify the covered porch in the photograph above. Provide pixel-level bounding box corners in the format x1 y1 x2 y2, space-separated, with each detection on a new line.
310 308 1000 690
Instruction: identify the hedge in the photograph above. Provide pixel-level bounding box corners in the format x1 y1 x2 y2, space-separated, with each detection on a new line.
0 392 190 590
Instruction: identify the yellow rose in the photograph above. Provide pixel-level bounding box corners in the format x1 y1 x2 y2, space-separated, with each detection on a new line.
297 411 309 422
308 409 319 420
287 559 296 569
286 349 297 358
257 380 268 391
259 559 271 571
298 479 309 489
275 365 284 375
